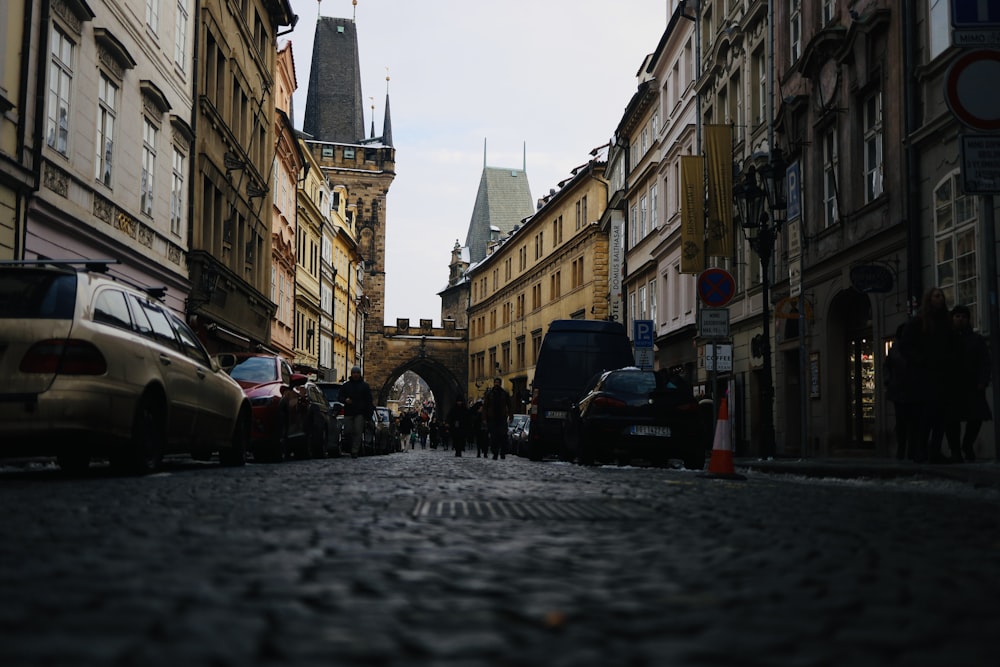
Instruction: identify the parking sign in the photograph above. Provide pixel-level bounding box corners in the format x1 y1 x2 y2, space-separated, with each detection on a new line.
633 320 655 348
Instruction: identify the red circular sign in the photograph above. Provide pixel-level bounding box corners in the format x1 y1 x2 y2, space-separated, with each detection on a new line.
945 49 1000 131
698 268 735 307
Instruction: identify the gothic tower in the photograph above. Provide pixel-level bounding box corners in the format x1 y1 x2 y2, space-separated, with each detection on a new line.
303 12 394 342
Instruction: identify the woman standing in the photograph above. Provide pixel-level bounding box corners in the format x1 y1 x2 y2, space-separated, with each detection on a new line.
447 397 471 457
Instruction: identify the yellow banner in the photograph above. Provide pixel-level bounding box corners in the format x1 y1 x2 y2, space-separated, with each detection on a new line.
705 124 733 257
680 156 705 274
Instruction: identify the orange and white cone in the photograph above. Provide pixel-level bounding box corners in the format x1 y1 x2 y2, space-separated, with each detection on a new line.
698 395 747 480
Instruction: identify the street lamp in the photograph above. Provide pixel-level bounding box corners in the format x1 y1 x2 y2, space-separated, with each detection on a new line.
734 148 787 460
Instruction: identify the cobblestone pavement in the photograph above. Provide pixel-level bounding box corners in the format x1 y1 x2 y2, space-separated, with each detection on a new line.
0 449 998 666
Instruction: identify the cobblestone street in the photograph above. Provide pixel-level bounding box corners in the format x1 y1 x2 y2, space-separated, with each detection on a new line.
1 449 998 666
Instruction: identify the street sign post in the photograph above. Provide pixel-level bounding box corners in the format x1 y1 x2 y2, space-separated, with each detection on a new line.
699 308 730 338
952 0 1000 45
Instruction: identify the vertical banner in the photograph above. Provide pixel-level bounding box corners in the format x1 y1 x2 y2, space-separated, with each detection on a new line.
680 155 705 274
705 124 734 257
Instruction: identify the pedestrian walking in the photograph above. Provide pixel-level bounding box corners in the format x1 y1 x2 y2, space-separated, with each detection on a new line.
339 365 374 458
447 397 471 456
429 419 441 449
885 323 915 460
471 400 489 458
483 377 513 459
946 304 992 462
400 411 414 450
898 287 962 463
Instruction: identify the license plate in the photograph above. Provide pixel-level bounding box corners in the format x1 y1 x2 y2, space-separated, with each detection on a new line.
546 410 568 420
631 425 671 437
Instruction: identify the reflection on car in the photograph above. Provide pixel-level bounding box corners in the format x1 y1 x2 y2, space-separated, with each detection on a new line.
508 413 529 455
570 367 705 470
316 382 345 456
510 417 530 456
0 259 251 473
216 353 327 462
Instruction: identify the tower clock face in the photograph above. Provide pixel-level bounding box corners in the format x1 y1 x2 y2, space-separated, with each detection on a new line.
818 59 839 109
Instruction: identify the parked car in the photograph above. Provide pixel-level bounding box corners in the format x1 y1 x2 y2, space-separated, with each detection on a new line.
316 381 345 456
374 406 397 454
569 367 705 470
527 320 635 461
0 259 251 472
215 352 322 462
301 381 334 458
508 413 529 455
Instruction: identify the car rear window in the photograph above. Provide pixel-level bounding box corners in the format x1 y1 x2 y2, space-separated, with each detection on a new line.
228 356 279 382
0 270 77 319
603 371 656 394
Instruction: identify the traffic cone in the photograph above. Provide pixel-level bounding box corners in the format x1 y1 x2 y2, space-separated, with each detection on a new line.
698 395 747 480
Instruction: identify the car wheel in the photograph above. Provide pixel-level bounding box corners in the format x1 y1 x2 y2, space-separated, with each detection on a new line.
579 430 596 466
683 447 706 472
220 409 249 466
113 395 164 474
308 423 327 459
56 448 90 473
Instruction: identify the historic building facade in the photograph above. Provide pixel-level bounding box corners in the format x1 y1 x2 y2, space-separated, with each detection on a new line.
465 156 611 406
22 0 198 315
270 41 303 360
188 0 295 352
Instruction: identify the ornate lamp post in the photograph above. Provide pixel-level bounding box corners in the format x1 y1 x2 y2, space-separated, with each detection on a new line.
734 148 787 460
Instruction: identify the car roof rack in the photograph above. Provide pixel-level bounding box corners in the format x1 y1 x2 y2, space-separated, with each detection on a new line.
0 258 119 273
0 258 168 301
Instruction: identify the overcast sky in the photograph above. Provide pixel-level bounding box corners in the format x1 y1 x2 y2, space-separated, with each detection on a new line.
286 0 671 325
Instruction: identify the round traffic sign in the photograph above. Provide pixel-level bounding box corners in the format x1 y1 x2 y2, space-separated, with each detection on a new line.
697 268 736 307
945 49 1000 131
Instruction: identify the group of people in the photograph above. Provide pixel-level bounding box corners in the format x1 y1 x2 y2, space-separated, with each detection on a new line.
886 287 992 463
446 377 515 458
339 367 518 460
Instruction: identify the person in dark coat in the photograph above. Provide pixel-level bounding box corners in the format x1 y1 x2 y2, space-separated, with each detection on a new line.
946 304 992 462
447 397 471 457
483 377 513 459
898 287 962 463
339 365 374 458
469 400 489 457
885 323 914 460
399 411 414 449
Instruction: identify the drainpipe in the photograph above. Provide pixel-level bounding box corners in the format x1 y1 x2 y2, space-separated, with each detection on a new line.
901 0 921 313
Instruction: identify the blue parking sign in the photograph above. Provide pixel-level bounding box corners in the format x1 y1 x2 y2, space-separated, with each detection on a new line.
633 320 655 348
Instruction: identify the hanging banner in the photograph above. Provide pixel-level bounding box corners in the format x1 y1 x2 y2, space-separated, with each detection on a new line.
705 124 734 257
680 155 705 273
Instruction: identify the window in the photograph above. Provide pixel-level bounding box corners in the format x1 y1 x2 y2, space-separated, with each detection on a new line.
46 25 73 156
822 128 838 227
146 0 159 34
141 119 157 215
638 284 647 319
531 283 541 310
174 1 188 68
552 216 563 245
648 279 657 325
934 173 979 316
823 0 835 24
650 183 659 229
581 195 587 226
640 195 648 239
630 204 638 247
752 49 766 128
863 91 883 202
929 0 949 60
571 257 584 289
550 271 561 300
95 73 117 186
575 199 582 230
789 0 801 62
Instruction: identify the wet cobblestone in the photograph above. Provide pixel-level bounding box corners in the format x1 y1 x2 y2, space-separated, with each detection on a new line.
0 449 998 666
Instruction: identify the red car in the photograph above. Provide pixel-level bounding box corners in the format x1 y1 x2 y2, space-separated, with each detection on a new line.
215 353 329 462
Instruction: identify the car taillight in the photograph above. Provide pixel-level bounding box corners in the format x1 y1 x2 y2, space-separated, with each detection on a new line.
593 395 627 409
529 388 539 420
20 339 107 375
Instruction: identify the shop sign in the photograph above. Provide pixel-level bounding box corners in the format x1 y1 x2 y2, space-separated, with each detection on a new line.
850 264 894 293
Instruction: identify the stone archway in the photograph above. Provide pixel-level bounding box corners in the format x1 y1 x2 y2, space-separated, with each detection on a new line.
363 318 468 416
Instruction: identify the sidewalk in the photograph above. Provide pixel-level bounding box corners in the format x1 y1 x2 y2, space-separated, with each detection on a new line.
734 456 1000 488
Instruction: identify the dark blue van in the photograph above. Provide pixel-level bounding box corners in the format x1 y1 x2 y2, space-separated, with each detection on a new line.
526 319 634 461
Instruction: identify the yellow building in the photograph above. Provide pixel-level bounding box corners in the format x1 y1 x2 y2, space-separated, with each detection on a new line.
466 157 610 406
326 183 363 381
294 143 328 375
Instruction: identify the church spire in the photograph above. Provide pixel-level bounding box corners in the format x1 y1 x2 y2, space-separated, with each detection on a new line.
382 69 393 147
